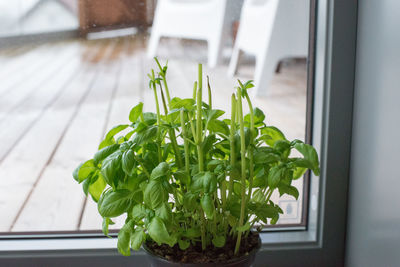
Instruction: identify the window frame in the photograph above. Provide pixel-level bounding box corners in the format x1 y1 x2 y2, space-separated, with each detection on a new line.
0 0 357 265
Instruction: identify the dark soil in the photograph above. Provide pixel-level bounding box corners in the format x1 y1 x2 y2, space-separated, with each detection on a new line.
145 232 260 264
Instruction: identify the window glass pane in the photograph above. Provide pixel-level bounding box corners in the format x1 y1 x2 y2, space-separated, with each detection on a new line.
0 0 78 37
0 0 309 234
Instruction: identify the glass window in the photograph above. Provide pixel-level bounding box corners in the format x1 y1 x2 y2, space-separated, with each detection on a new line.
1 0 310 235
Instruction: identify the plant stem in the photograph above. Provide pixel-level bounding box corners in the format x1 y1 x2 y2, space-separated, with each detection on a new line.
196 65 204 172
228 94 237 200
159 83 183 168
180 110 191 177
154 57 171 105
200 208 207 250
207 76 212 110
196 64 206 251
193 81 197 100
235 87 247 255
151 70 162 162
244 93 255 204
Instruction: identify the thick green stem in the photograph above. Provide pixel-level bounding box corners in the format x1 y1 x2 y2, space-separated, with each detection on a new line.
151 70 162 162
245 93 255 203
207 76 212 110
192 81 197 100
200 208 207 250
196 64 206 251
196 65 204 172
235 88 247 255
154 57 171 105
180 110 191 177
228 94 237 200
159 83 183 168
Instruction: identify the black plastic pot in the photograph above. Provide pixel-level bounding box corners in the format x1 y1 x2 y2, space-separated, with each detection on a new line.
143 237 261 267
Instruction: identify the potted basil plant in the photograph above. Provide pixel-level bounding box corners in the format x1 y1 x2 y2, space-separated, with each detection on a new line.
73 58 320 266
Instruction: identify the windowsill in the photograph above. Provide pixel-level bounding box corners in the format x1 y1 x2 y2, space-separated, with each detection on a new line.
0 230 318 258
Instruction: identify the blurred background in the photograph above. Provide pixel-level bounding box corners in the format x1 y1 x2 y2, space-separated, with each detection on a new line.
0 0 309 233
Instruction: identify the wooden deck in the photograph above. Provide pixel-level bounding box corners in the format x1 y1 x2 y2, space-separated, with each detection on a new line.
0 35 307 232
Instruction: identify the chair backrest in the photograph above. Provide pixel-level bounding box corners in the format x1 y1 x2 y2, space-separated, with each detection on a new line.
236 0 279 55
153 0 227 40
237 0 309 57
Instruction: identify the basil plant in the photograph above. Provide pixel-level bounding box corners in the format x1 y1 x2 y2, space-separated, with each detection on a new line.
73 59 320 256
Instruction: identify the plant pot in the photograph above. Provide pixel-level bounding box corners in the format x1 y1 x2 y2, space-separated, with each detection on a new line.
143 237 261 267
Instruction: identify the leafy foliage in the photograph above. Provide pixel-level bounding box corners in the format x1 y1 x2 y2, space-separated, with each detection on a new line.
73 59 320 257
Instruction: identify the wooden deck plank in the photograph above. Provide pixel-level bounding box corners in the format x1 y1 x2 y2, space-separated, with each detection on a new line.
0 56 82 162
0 44 59 95
79 38 143 230
0 43 80 122
9 67 98 232
10 41 121 232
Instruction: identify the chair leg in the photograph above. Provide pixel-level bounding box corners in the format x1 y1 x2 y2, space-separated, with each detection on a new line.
147 33 160 59
228 46 241 77
207 39 221 68
253 54 280 97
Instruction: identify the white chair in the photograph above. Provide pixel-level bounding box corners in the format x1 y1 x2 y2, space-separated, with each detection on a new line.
228 0 310 96
147 0 228 68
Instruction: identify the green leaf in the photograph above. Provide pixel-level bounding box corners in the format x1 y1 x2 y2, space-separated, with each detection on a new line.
178 239 190 250
100 125 129 150
244 107 265 126
173 170 190 185
253 149 280 165
260 126 286 146
148 216 176 246
208 120 229 136
131 204 147 222
98 138 115 150
73 162 83 182
82 177 91 195
155 203 172 225
117 221 134 256
294 142 320 176
77 159 96 183
129 102 144 123
98 189 134 217
251 188 265 203
182 192 198 211
185 227 201 238
278 185 299 200
250 203 278 224
142 112 157 125
228 201 241 218
201 134 216 153
102 217 114 237
268 165 285 188
130 227 146 250
101 151 122 186
94 144 120 166
205 109 225 123
191 172 217 193
293 166 307 179
274 140 291 158
236 221 251 232
88 173 106 202
132 125 158 145
200 194 214 219
170 97 196 110
150 162 170 181
212 235 226 248
122 149 136 175
144 180 167 209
